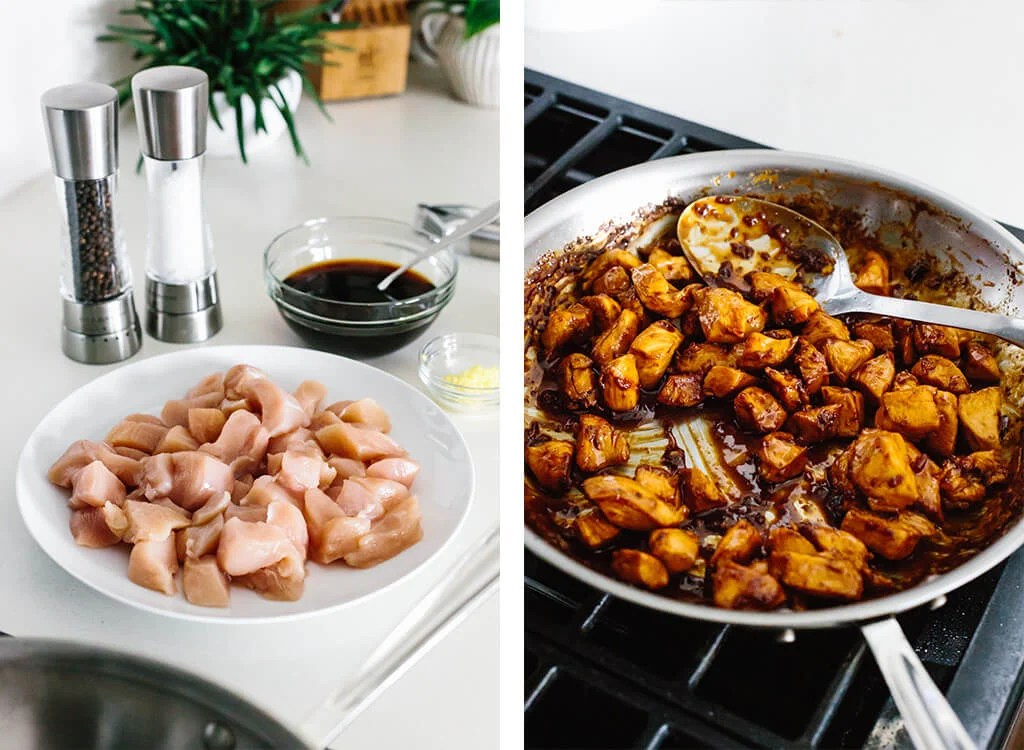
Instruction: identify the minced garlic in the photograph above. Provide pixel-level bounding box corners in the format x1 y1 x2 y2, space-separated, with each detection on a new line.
443 365 499 389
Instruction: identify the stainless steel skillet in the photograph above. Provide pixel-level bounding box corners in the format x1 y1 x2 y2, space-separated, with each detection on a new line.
523 150 1024 750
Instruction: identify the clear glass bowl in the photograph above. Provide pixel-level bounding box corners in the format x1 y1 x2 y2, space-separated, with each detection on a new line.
264 217 457 356
418 332 500 411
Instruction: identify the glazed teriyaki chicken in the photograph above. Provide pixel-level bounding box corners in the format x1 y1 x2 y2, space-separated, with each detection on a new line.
49 365 423 607
524 214 1019 611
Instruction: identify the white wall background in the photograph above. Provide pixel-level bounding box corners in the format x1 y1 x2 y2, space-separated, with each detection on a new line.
526 0 1024 227
0 2 136 199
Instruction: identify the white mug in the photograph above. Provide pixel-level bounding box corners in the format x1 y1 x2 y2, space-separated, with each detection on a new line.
411 1 499 109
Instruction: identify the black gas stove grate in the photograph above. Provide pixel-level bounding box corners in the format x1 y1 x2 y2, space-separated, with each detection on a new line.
524 68 1024 750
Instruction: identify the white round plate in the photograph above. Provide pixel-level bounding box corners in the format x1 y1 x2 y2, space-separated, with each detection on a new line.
16 345 474 623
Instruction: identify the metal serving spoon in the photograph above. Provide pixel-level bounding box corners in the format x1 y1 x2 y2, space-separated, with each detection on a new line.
377 201 500 292
677 195 1024 346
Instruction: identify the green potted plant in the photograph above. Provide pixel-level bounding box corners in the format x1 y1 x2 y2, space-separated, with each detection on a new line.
100 0 354 162
410 0 499 108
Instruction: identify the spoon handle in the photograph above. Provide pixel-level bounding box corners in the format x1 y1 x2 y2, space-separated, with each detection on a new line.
826 291 1024 348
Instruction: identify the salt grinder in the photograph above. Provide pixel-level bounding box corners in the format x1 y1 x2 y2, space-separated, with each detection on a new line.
132 66 222 342
41 83 142 365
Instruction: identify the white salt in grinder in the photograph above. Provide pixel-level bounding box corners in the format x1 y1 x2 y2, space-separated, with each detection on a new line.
132 66 222 342
41 82 143 364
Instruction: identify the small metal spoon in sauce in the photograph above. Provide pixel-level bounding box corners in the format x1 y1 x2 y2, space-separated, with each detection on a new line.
677 195 1024 347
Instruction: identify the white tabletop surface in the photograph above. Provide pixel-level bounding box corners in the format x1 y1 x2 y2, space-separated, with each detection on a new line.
0 64 497 748
526 0 1024 228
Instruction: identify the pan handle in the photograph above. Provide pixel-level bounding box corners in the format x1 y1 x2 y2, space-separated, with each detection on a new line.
861 618 976 750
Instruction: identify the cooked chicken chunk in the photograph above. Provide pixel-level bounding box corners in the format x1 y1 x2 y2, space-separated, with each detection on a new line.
592 264 631 297
748 271 804 302
579 294 623 332
541 303 593 355
940 451 1009 505
612 549 670 589
910 355 969 394
648 528 699 574
923 389 958 458
633 464 679 502
630 321 684 388
575 511 621 548
852 320 895 352
648 247 695 283
592 309 641 365
582 474 687 530
794 340 829 395
768 550 863 600
694 287 767 343
600 354 640 412
526 440 576 493
758 431 808 483
673 342 733 375
913 324 961 358
734 332 797 369
823 339 875 385
802 311 850 347
710 519 762 565
848 429 919 510
806 526 870 571
768 526 815 555
786 404 843 444
734 387 788 433
771 285 820 325
764 368 807 411
681 467 727 512
657 373 704 408
958 387 1002 450
876 385 942 441
840 509 935 560
632 263 694 318
704 365 758 399
854 250 890 295
583 249 642 290
963 341 1001 382
712 561 786 610
820 387 864 438
850 352 895 403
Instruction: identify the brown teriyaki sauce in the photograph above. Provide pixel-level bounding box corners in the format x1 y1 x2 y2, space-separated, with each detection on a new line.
284 259 434 303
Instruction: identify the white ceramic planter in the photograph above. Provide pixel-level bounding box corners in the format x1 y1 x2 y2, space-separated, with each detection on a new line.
205 70 303 159
411 5 499 109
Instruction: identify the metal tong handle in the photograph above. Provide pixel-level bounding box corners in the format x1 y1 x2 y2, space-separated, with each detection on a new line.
377 201 500 291
861 618 976 750
826 290 1024 349
298 526 499 748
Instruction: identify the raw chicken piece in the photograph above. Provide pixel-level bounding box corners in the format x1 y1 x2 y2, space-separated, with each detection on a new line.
123 499 191 543
154 425 200 454
217 517 303 578
334 477 409 519
339 398 392 433
69 507 121 547
294 380 327 421
141 451 234 510
235 561 305 601
200 410 270 476
188 408 226 444
266 500 309 559
183 555 230 607
176 515 224 561
187 372 225 399
344 495 423 568
106 419 168 454
124 413 165 425
327 457 366 483
275 448 336 497
192 491 230 526
366 457 420 488
102 502 128 539
128 536 178 595
324 400 354 416
114 447 149 461
69 460 126 509
161 391 223 428
223 364 308 437
310 411 342 430
267 427 322 456
231 475 255 502
315 423 405 462
223 364 268 401
151 498 191 515
303 488 372 565
49 440 141 488
225 503 268 523
240 475 297 508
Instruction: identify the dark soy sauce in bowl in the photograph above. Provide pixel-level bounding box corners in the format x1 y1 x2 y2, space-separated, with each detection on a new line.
284 259 435 303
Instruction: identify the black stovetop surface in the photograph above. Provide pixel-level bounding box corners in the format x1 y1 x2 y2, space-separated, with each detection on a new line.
524 68 1024 750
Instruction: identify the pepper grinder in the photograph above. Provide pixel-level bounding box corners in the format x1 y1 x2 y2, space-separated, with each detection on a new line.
41 82 142 364
132 66 222 342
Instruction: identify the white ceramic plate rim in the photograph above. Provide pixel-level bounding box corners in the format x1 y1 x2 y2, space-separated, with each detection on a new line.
16 345 475 624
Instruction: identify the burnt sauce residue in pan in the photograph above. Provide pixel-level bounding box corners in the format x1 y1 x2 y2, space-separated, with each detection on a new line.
524 193 1024 610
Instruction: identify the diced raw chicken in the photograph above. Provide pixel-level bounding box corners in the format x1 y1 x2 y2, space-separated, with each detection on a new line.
231 475 254 502
220 398 249 416
186 372 225 399
199 410 270 476
127 536 178 595
267 427 322 456
266 500 309 559
124 413 165 426
223 364 308 437
188 408 226 444
123 499 191 543
106 419 168 454
339 398 392 433
310 411 342 430
366 457 420 488
344 495 423 568
69 507 121 547
161 390 223 428
294 380 327 420
151 497 191 515
192 491 230 526
334 477 409 519
69 460 125 509
315 423 405 462
141 451 234 510
235 561 305 601
275 448 336 497
102 502 128 540
114 447 149 461
225 503 268 523
183 555 230 607
223 364 268 401
49 440 142 488
176 514 224 561
216 517 303 578
240 475 297 508
327 457 366 483
303 488 372 565
154 425 200 454
324 400 354 416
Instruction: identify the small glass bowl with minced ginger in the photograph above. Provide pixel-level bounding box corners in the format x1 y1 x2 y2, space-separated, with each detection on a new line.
419 332 499 411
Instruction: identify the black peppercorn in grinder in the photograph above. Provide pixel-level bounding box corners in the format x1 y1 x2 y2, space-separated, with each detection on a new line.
41 83 142 365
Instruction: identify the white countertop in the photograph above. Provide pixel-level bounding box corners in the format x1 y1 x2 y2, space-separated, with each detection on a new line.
526 0 1024 228
0 64 497 748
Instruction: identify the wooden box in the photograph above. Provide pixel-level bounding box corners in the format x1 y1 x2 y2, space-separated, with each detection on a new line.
277 0 411 101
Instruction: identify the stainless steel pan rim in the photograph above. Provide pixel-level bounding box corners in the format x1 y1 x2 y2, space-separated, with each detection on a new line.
523 148 1024 631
